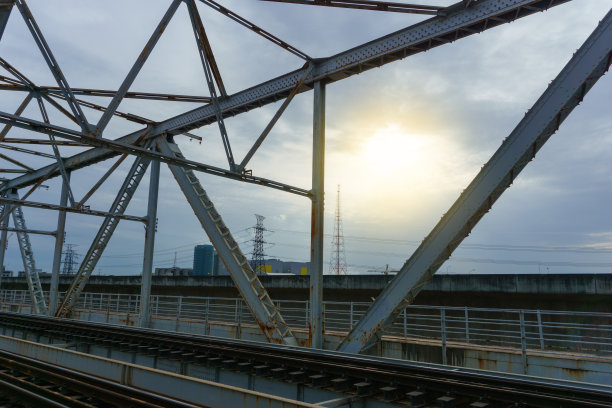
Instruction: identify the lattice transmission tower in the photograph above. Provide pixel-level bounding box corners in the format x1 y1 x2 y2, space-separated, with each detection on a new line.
251 214 267 274
329 185 348 275
61 244 80 275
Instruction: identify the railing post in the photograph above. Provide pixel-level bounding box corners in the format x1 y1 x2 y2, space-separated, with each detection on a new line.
520 310 527 374
464 306 470 343
441 308 447 365
349 301 354 330
403 307 407 338
536 310 545 349
237 299 243 340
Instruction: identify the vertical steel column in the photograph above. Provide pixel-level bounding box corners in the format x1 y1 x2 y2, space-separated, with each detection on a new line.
139 159 160 328
309 80 325 348
0 202 9 288
49 173 69 315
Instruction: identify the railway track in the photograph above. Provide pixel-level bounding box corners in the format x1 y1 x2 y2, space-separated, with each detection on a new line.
0 311 610 408
0 347 204 408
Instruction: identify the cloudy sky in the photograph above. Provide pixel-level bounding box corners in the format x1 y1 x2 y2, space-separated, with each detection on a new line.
0 0 611 276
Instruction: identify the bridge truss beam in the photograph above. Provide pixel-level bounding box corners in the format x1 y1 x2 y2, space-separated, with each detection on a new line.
0 0 570 194
338 7 612 354
158 138 297 345
0 0 600 350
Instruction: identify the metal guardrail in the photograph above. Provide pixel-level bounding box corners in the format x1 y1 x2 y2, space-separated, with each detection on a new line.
1 289 611 359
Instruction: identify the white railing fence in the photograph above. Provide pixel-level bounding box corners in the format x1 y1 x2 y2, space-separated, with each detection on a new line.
1 290 610 358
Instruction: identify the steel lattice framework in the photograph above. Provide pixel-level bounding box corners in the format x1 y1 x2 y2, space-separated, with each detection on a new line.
0 0 610 352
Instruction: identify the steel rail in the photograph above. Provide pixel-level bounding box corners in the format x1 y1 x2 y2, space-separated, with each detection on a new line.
0 348 205 408
1 312 610 408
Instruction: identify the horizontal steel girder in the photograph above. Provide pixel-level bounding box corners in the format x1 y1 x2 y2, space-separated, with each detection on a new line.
337 7 612 354
0 0 571 192
0 114 311 197
0 226 55 236
0 196 146 222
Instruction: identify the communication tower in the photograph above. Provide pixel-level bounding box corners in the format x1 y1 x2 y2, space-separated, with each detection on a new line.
329 185 348 275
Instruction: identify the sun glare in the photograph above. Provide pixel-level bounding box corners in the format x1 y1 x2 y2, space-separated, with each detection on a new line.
361 125 423 175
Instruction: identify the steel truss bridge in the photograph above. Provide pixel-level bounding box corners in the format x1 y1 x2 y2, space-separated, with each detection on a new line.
0 0 610 357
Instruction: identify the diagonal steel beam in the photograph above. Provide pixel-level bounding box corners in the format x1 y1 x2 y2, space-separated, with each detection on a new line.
0 57 34 89
158 137 297 345
14 0 90 132
237 63 313 173
0 143 55 159
0 152 33 170
0 92 32 141
186 0 226 97
0 0 14 41
197 0 310 60
186 0 234 169
1 0 573 193
55 154 151 318
0 113 312 197
76 154 127 208
95 0 181 137
9 190 47 314
338 7 612 354
260 0 444 16
35 96 76 207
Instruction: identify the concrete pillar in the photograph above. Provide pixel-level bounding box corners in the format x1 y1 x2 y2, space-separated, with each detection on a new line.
309 81 325 348
49 173 70 315
139 159 160 327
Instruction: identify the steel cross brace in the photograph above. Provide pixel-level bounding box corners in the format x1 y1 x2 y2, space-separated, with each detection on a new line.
0 1 14 41
338 7 612 354
0 114 312 197
186 0 235 170
95 0 182 137
14 0 90 133
158 137 297 345
8 190 46 314
55 154 151 318
1 0 572 194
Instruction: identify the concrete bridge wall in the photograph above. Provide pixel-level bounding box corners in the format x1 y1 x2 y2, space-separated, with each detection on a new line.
2 273 611 311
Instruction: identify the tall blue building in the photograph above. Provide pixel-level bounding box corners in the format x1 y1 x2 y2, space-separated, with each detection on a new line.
193 245 215 276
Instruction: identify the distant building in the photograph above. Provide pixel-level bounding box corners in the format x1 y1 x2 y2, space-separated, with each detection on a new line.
193 245 215 276
154 267 192 277
1 269 13 278
250 259 309 275
17 269 49 278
